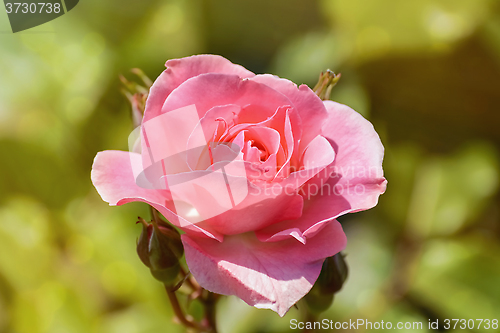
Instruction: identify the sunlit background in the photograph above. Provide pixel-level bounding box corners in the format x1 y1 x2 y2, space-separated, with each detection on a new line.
1 0 500 332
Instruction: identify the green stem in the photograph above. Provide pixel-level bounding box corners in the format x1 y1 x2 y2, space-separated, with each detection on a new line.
153 206 218 332
165 284 201 331
204 292 219 333
179 265 200 293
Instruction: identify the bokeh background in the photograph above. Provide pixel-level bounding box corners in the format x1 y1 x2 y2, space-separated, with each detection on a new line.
1 0 500 332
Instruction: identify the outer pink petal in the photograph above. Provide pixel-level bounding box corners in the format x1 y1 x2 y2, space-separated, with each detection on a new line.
143 55 254 122
256 102 386 242
182 221 347 317
201 174 304 235
255 175 349 243
90 150 223 240
161 73 292 121
322 101 385 181
157 165 252 228
141 104 199 175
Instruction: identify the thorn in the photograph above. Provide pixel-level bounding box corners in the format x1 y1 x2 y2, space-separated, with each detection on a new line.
170 273 191 292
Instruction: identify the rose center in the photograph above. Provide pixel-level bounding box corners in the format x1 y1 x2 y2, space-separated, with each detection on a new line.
249 140 269 161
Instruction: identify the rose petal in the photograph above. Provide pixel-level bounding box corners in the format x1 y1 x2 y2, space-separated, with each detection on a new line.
141 104 200 175
274 109 295 180
91 150 223 240
143 55 254 123
256 102 386 242
322 101 385 181
243 141 261 164
202 177 304 235
186 104 242 170
255 175 350 242
161 73 292 123
151 157 302 235
245 126 281 156
182 220 347 317
244 106 298 180
250 74 328 158
280 135 335 190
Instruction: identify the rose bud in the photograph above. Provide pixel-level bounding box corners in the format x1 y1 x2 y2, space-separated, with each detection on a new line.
304 252 348 313
313 69 341 101
129 93 148 128
137 217 184 285
120 68 152 127
317 252 348 294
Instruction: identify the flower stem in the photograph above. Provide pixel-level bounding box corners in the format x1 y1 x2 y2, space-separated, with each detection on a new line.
152 206 219 332
164 284 201 330
180 265 200 293
204 291 219 333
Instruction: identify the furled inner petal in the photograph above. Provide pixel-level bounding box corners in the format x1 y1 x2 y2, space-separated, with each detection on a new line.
255 101 386 243
219 105 299 183
186 104 242 171
249 74 327 163
273 110 294 180
242 137 261 164
244 127 280 158
280 135 336 191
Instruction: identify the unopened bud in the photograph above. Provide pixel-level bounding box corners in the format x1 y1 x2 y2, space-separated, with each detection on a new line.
120 68 152 127
313 70 341 101
304 252 348 313
317 252 348 294
136 217 184 285
130 93 147 128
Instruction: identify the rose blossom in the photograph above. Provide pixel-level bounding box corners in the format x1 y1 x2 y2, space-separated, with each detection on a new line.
91 55 386 316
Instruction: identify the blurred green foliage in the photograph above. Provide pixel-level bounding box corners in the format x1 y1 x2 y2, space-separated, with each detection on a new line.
1 0 500 332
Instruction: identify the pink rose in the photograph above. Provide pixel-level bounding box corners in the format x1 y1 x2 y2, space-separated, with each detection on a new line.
91 55 386 316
